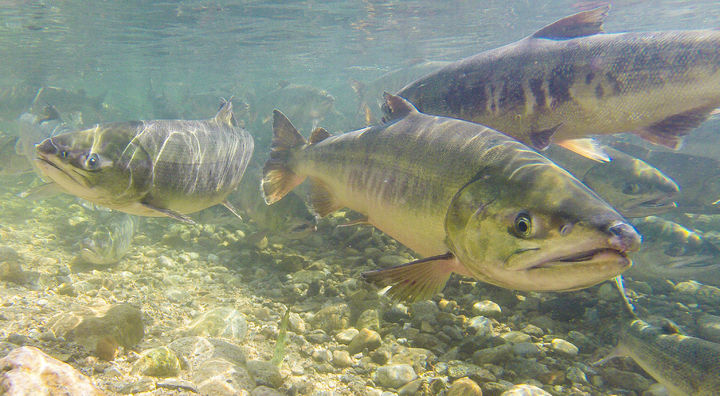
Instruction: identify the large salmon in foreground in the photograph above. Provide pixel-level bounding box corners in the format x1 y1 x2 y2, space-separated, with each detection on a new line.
396 5 720 160
262 93 641 301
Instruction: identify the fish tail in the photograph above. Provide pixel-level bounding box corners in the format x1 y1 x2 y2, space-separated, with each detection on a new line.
262 110 308 204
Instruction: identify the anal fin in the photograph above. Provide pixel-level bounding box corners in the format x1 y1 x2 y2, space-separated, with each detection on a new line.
556 138 610 162
362 252 457 301
308 178 342 217
635 105 716 149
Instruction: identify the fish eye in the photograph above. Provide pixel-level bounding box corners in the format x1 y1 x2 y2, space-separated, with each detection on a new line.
513 212 533 238
86 153 99 170
623 182 641 195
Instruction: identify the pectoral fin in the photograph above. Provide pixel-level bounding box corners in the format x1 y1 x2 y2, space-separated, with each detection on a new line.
141 203 196 224
222 200 243 221
337 216 370 228
556 138 610 162
529 124 562 150
362 252 458 301
18 182 63 200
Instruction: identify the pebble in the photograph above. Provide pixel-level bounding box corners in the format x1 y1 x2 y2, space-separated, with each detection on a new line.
0 346 104 395
472 300 502 318
348 328 382 354
130 346 181 377
246 359 283 388
501 331 531 344
310 303 351 332
356 309 380 331
447 377 483 396
566 366 588 384
511 342 541 357
698 314 720 343
551 338 579 356
468 316 494 337
602 367 652 392
332 350 353 368
597 282 617 301
186 307 248 340
473 344 513 365
192 358 254 395
335 328 359 344
501 384 551 395
375 364 417 389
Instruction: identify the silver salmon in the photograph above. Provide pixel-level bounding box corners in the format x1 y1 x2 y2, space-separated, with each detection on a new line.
397 6 720 160
262 94 640 300
34 101 254 223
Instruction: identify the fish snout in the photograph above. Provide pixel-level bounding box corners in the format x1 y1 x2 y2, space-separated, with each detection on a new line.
608 221 642 252
36 138 58 155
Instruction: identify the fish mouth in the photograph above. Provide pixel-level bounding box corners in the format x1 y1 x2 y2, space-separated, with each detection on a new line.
528 248 629 269
35 155 89 188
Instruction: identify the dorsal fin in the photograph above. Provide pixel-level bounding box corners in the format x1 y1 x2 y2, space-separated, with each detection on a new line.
531 4 610 40
381 93 418 122
309 127 331 144
214 99 237 127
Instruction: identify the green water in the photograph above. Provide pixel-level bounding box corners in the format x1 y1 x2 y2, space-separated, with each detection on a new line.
2 1 720 395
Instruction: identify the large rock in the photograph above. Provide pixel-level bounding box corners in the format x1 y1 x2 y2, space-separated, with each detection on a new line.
0 346 104 395
50 303 144 359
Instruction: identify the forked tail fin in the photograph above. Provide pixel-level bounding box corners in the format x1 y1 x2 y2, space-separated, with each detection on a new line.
262 110 308 204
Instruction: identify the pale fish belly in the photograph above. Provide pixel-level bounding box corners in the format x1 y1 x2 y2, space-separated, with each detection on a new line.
300 152 452 258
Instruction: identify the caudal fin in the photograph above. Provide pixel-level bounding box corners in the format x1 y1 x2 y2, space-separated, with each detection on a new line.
262 110 307 204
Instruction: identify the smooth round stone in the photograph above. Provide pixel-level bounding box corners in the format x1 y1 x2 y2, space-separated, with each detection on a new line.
468 316 494 337
472 300 502 318
335 328 359 345
310 303 350 333
501 331 531 344
332 350 353 368
375 364 418 389
130 346 181 377
501 384 551 395
356 309 380 331
348 328 382 354
698 314 720 343
378 255 407 266
447 377 482 396
193 358 255 395
246 359 283 388
311 348 332 363
566 366 587 384
511 342 540 357
473 344 513 365
186 307 248 340
551 338 579 356
597 282 617 301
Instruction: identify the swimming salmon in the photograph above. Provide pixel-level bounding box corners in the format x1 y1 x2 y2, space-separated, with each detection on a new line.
397 5 720 160
599 318 720 396
34 101 254 223
262 94 640 300
546 146 679 217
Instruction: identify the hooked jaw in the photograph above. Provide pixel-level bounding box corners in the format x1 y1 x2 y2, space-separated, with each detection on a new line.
608 221 642 253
